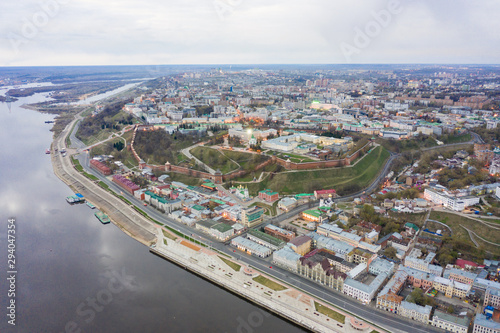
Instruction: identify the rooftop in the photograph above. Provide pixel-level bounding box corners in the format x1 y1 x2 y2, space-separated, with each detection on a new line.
247 229 285 247
289 235 312 247
211 222 233 233
474 314 500 329
303 209 323 218
433 310 470 327
232 236 270 254
400 301 432 315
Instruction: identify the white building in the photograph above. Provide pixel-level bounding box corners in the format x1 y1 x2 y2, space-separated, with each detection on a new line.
399 301 432 324
230 236 272 258
490 158 500 175
424 188 479 211
404 249 436 273
342 273 387 305
272 246 301 272
473 314 500 333
430 310 470 333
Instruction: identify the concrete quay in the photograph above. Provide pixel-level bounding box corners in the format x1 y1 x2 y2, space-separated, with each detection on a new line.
51 116 157 245
151 229 385 333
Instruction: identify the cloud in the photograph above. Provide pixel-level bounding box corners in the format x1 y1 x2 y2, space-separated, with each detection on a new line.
0 0 499 66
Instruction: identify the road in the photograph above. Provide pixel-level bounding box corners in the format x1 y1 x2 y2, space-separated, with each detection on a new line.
70 151 441 332
62 118 464 333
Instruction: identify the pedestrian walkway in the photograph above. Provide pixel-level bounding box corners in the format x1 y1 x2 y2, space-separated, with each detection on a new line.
152 229 386 333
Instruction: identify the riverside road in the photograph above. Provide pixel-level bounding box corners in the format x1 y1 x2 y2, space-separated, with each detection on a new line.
63 118 448 333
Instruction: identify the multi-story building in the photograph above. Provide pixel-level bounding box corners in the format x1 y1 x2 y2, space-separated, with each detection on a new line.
277 197 297 212
342 273 387 305
298 249 347 291
112 174 140 195
424 188 479 211
247 229 285 251
258 189 279 203
346 248 377 265
308 232 354 259
430 311 470 333
196 219 218 234
433 276 470 299
444 267 478 285
90 159 111 175
230 236 272 258
210 223 234 241
368 258 395 276
490 158 500 175
272 246 301 272
473 314 500 333
377 268 408 312
289 235 312 255
264 224 295 242
301 209 327 223
314 189 337 199
398 301 432 324
317 223 362 247
241 206 264 228
404 266 436 290
485 287 500 309
404 248 436 273
477 150 495 163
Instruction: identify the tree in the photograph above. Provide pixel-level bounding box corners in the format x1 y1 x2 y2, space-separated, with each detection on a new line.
384 246 397 259
447 305 454 314
408 288 424 305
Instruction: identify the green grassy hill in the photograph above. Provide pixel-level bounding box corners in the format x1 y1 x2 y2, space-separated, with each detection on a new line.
231 146 390 195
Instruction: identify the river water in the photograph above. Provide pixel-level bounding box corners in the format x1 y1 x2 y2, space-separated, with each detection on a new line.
0 86 305 333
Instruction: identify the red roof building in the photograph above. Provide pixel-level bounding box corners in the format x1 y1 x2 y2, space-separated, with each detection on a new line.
455 259 484 269
90 159 111 176
112 174 140 195
314 189 337 199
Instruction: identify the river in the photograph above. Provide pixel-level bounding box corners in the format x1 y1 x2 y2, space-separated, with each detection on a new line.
0 86 305 333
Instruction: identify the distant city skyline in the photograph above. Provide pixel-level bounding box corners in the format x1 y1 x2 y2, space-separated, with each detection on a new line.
1 0 499 66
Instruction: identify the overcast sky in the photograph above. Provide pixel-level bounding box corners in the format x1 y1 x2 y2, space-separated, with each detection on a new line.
1 0 499 66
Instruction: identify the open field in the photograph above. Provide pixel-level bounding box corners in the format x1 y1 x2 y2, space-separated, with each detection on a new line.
218 256 241 272
252 275 288 291
266 151 315 163
430 211 500 256
162 229 177 241
314 301 346 324
222 149 271 171
388 212 428 229
191 146 239 174
442 133 471 144
233 146 390 195
90 130 138 169
166 172 204 186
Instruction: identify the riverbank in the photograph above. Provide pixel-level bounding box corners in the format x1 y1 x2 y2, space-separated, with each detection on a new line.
151 228 383 333
51 115 157 246
51 114 387 333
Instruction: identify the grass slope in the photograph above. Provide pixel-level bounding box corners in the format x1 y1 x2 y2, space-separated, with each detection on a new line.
191 146 239 174
234 146 390 195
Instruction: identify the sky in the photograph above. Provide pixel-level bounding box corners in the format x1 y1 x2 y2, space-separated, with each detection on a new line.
0 0 499 66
